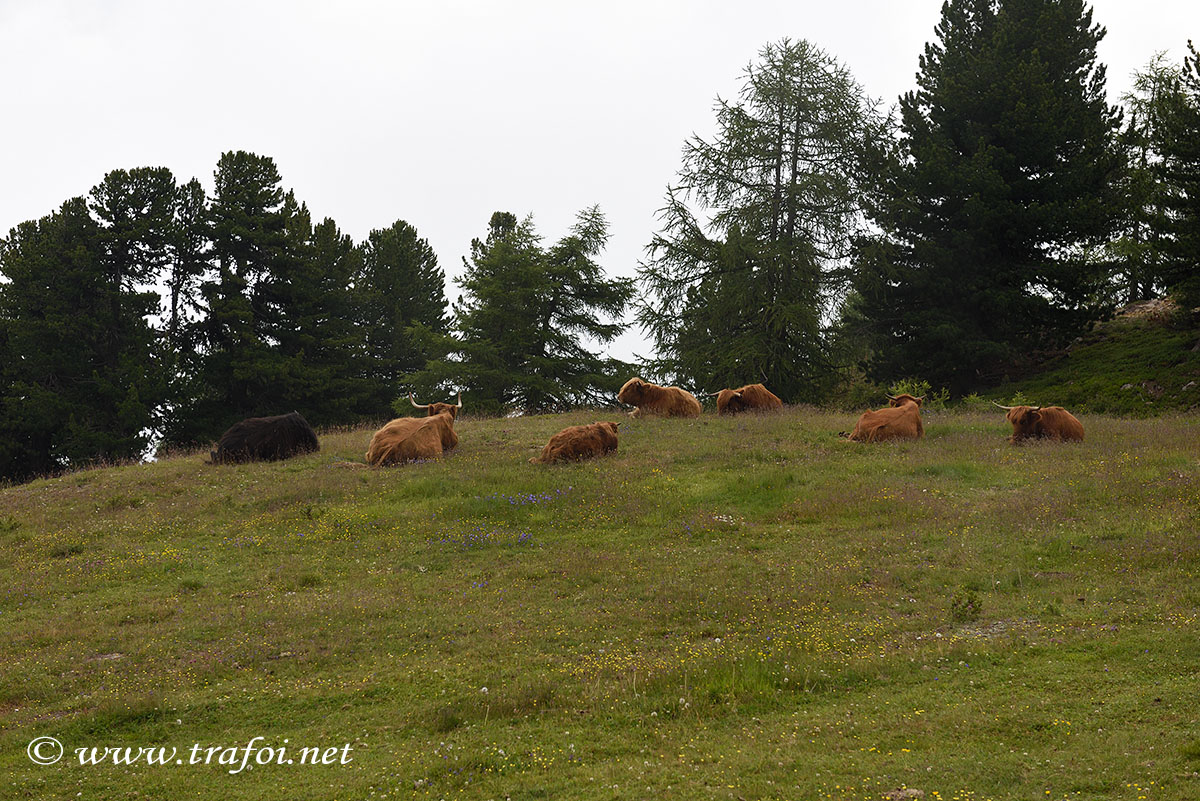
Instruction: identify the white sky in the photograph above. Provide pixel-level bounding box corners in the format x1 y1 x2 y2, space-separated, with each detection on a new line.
2 0 1198 362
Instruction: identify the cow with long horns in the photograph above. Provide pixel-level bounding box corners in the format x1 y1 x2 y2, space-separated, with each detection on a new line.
409 392 463 419
366 413 459 466
616 378 701 418
993 402 1083 443
709 383 783 415
845 394 925 442
365 394 465 466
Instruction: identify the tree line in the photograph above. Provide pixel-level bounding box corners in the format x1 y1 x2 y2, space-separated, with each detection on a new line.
641 3 1200 398
0 151 631 481
3 0 1200 482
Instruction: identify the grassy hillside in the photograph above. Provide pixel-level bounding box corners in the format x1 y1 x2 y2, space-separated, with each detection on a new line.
1 408 1199 800
983 308 1200 414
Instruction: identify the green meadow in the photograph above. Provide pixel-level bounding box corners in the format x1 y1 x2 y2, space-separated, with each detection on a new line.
1 408 1198 800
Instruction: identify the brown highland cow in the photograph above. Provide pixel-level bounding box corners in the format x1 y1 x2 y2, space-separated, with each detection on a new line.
846 394 925 442
365 412 459 466
616 378 701 418
994 403 1084 443
530 421 620 464
408 392 463 419
711 383 783 414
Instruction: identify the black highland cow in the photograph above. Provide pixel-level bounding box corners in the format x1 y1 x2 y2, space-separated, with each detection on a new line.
210 411 320 464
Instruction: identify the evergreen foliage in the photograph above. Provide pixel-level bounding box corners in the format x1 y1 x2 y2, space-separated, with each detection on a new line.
854 0 1122 393
0 197 162 480
1157 41 1200 312
1106 54 1180 304
169 151 291 443
637 39 886 400
411 208 633 414
271 197 375 425
355 220 449 414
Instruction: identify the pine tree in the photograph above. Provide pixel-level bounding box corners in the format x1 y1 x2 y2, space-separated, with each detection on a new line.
87 165 175 406
0 195 161 480
854 0 1122 392
270 196 374 424
171 151 290 444
411 208 632 414
354 219 449 414
637 39 886 399
167 177 209 356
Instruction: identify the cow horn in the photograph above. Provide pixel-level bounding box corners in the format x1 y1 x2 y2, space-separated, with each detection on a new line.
409 393 429 410
455 393 463 409
991 401 1016 410
706 391 721 397
886 393 898 400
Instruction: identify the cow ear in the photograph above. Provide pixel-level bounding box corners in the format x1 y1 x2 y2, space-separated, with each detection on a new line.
1030 410 1042 422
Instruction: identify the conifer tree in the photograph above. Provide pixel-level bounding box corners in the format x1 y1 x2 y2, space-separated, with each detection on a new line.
1106 55 1179 304
638 39 885 399
354 219 449 414
171 151 291 443
270 196 374 424
411 208 632 414
0 196 161 480
1157 41 1200 312
167 177 209 356
854 0 1121 392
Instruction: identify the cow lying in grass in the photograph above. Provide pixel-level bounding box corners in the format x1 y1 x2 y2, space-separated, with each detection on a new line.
365 412 458 466
994 403 1084 443
530 421 619 464
617 378 701 418
845 394 924 442
710 383 783 414
210 411 319 464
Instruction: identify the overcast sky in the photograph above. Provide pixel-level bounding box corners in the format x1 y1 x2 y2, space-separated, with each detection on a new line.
2 0 1198 361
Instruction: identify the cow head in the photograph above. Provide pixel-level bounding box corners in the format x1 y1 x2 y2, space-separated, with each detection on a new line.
887 393 923 408
410 392 464 420
994 402 1041 439
617 377 647 405
712 388 745 413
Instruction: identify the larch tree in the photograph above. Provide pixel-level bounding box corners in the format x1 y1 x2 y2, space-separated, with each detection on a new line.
1156 41 1200 313
637 38 887 400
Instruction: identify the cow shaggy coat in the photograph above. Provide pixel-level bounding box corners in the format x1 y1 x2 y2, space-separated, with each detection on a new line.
530 421 619 464
1003 405 1084 443
617 378 701 418
365 412 459 466
714 383 783 415
210 411 319 464
847 394 925 442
